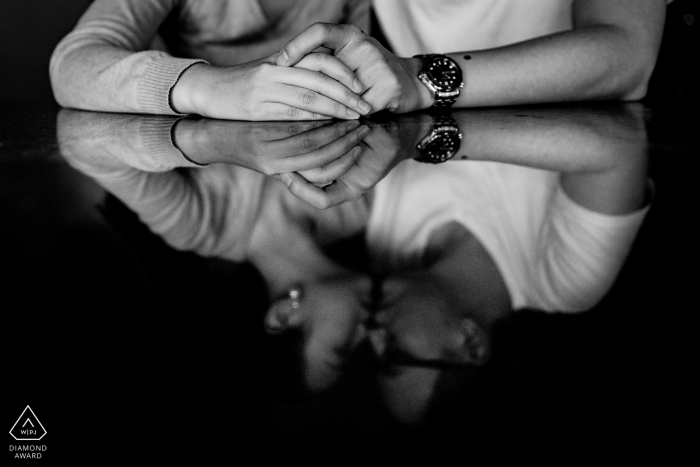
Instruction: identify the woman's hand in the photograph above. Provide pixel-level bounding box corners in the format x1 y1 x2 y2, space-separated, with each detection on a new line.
276 23 433 115
171 53 372 121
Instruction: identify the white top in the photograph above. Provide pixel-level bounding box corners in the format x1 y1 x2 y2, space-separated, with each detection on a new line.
373 0 672 56
366 160 649 312
372 0 574 56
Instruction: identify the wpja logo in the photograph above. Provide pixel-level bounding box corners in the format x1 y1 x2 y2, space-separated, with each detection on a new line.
9 406 47 459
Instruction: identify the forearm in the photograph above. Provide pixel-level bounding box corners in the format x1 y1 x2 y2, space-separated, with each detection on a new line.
452 104 647 171
49 0 203 115
57 108 242 256
171 116 240 165
449 105 650 214
169 63 214 116
57 110 203 172
447 26 660 107
51 43 204 115
443 0 666 107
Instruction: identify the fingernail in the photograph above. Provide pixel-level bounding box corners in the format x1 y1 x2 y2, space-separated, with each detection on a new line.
358 100 371 115
279 172 292 186
358 126 371 139
346 109 360 119
352 78 363 93
277 49 289 65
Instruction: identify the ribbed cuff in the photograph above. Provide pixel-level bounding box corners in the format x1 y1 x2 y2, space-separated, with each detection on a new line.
138 56 208 116
139 117 205 170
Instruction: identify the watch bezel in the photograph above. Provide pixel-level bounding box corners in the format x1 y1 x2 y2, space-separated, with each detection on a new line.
423 57 463 93
415 54 465 108
415 116 463 164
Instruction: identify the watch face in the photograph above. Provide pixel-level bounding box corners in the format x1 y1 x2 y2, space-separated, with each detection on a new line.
422 131 461 163
425 57 463 92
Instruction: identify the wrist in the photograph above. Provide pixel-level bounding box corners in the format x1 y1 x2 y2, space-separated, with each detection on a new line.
413 54 464 109
170 63 209 115
400 113 435 161
172 118 207 165
414 114 463 164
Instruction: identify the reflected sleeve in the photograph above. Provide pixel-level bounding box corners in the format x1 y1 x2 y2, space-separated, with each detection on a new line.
531 184 650 312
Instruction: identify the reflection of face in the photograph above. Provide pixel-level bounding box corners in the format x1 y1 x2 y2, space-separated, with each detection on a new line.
368 275 489 367
264 271 490 421
264 275 372 391
366 274 490 423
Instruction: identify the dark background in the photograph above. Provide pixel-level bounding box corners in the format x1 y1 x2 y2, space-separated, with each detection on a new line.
1 0 697 462
0 0 93 103
0 0 698 104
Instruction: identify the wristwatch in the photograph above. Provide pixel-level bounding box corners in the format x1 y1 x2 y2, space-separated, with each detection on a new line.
415 115 462 163
414 54 464 108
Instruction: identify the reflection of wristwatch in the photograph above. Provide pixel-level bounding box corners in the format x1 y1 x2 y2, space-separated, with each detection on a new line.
415 115 462 164
414 54 464 108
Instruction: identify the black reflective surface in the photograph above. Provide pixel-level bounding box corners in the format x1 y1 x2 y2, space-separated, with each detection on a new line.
2 99 697 460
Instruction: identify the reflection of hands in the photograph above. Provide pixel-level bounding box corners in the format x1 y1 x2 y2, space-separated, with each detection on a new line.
278 116 433 209
171 53 372 121
173 118 371 185
277 24 433 115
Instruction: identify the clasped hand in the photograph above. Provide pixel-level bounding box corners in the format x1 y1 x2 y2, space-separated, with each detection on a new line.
173 116 429 210
277 23 431 115
173 23 430 207
277 116 433 209
173 23 427 121
261 22 431 208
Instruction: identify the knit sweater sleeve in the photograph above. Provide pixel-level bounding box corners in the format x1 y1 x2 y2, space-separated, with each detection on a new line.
49 0 207 115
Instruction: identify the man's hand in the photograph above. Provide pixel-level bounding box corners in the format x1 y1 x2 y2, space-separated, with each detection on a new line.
276 23 434 115
171 53 372 121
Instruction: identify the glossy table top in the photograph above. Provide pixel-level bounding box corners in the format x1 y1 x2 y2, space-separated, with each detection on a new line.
2 98 697 459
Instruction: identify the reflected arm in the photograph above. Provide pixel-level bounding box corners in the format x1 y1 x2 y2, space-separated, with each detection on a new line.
56 110 263 258
451 105 649 214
